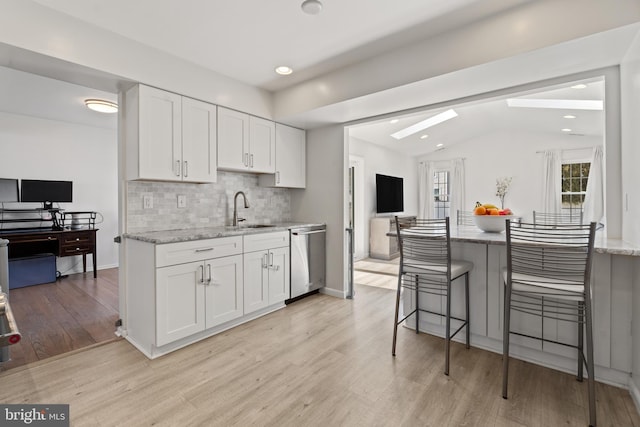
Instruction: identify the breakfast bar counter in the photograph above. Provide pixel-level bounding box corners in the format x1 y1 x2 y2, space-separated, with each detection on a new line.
390 224 640 388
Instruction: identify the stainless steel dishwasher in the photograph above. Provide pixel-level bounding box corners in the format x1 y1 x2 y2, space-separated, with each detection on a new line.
288 225 326 302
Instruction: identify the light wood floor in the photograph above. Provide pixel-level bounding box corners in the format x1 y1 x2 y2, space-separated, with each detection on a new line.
2 268 119 370
1 283 638 426
354 257 399 290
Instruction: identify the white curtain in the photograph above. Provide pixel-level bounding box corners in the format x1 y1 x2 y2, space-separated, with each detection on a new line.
583 146 604 224
451 158 466 220
418 161 434 219
542 150 561 214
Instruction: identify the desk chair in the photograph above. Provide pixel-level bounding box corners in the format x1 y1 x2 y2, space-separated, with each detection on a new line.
392 217 473 375
502 220 597 426
456 209 475 226
533 210 584 225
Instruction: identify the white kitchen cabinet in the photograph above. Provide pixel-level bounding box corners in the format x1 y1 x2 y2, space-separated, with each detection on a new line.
204 255 244 328
259 123 306 188
125 84 217 183
243 231 290 315
217 106 275 173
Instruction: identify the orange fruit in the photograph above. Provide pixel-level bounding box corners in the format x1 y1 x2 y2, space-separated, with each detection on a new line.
474 206 486 215
489 208 499 215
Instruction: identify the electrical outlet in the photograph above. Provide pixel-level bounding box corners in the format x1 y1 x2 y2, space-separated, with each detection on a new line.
177 194 187 208
143 195 153 209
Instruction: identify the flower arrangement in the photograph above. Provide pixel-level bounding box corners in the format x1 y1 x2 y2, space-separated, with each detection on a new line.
496 177 513 209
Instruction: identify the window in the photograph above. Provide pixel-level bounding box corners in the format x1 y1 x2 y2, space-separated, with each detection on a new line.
561 162 590 219
433 170 450 219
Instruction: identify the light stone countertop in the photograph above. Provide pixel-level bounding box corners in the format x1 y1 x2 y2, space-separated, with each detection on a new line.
390 225 640 256
123 222 325 244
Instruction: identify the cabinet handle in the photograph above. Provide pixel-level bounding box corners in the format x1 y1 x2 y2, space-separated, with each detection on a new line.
250 154 254 168
199 265 204 284
276 171 280 184
195 248 214 253
262 254 268 269
244 153 248 167
175 160 181 177
183 161 188 177
207 264 212 284
270 252 274 267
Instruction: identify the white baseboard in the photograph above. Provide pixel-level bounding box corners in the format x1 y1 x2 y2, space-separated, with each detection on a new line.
320 286 346 299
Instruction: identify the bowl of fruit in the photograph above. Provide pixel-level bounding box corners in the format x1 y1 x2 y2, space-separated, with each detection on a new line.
473 202 514 232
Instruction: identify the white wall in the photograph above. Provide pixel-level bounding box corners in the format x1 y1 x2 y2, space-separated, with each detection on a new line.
348 136 418 257
290 125 346 297
417 130 601 223
620 26 640 408
0 112 118 273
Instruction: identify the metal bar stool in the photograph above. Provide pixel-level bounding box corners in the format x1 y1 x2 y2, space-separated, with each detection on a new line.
502 219 597 426
391 216 473 375
456 209 475 226
533 210 584 225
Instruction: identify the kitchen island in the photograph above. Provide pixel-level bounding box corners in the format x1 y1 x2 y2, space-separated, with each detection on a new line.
390 225 640 388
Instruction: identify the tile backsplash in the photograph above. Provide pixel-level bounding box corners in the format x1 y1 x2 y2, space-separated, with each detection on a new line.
127 171 291 233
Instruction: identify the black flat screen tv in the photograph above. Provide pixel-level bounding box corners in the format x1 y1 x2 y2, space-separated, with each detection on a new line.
376 174 403 214
0 178 19 202
21 180 73 205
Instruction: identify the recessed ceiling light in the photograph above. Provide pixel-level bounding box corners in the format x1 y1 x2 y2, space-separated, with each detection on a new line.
571 84 587 89
436 143 444 147
506 99 602 110
275 66 293 75
301 0 323 15
84 99 118 113
563 115 577 119
391 109 458 140
561 128 572 132
390 119 399 124
420 134 429 139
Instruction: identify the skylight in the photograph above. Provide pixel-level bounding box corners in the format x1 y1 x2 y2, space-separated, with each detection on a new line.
391 109 458 140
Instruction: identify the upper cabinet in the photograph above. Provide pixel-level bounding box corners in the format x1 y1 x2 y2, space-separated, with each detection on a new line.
125 85 217 183
217 107 275 174
259 123 306 188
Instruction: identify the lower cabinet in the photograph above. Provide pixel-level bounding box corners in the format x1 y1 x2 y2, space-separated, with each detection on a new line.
244 246 290 315
156 254 243 347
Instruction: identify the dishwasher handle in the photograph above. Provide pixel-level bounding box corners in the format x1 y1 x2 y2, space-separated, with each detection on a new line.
291 230 326 236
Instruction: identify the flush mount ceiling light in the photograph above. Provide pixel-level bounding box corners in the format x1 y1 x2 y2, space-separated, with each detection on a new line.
564 115 577 119
391 109 458 140
506 99 603 110
420 134 429 139
390 119 399 124
275 66 293 75
571 84 587 89
301 0 323 15
84 99 118 113
436 143 444 147
561 128 572 132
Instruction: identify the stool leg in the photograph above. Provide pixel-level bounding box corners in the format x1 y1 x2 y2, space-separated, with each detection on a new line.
465 272 470 349
502 281 512 399
392 273 403 356
445 278 452 376
585 297 596 427
578 301 584 382
415 275 420 334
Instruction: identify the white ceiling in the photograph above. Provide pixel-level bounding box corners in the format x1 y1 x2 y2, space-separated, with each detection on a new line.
31 0 528 92
349 77 604 157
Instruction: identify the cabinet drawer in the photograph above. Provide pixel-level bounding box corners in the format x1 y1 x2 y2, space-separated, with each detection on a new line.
60 244 93 256
243 231 289 253
156 236 242 267
60 231 95 246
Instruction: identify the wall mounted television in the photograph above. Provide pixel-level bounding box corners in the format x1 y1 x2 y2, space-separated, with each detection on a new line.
21 179 73 208
0 178 19 202
376 173 403 214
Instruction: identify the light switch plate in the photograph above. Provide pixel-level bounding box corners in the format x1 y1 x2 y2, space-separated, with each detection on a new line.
177 194 187 208
143 195 153 209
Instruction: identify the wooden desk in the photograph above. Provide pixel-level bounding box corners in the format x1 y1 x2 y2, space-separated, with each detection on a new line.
0 228 98 278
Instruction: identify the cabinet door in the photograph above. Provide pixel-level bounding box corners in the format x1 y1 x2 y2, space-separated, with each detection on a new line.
243 250 268 314
217 107 249 171
138 85 182 180
156 261 205 346
182 97 217 183
275 124 305 188
248 116 276 173
204 254 243 328
268 246 290 304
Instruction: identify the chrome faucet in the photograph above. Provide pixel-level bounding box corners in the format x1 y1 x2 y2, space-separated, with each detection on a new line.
233 191 250 226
